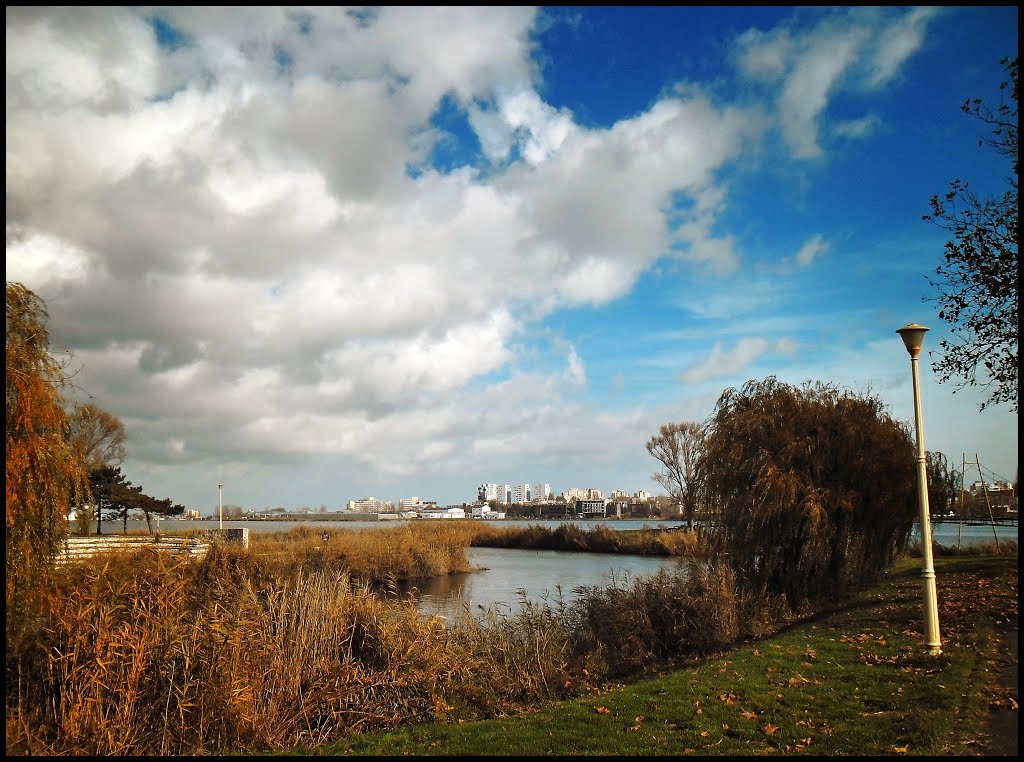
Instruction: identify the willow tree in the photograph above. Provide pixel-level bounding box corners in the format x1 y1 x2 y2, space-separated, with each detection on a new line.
700 377 917 612
6 281 89 637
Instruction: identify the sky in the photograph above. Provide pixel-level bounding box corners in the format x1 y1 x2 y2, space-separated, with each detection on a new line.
6 6 1019 515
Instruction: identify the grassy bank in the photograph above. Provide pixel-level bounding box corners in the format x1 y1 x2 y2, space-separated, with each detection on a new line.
291 553 1018 757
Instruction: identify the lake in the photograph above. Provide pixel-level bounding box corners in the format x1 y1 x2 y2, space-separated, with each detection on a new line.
110 516 1017 619
394 546 685 620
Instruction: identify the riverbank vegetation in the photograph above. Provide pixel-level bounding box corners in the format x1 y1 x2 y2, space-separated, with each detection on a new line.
6 521 1015 755
5 521 726 754
306 552 1020 757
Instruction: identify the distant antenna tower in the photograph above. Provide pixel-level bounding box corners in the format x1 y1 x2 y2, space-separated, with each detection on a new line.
957 453 1001 552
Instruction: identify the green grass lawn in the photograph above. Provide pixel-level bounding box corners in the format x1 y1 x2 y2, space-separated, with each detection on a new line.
276 553 1017 757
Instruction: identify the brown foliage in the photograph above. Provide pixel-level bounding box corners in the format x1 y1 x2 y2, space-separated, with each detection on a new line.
701 377 918 610
6 282 89 642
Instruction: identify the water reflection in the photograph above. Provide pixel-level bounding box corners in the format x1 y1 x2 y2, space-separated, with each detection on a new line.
393 546 684 621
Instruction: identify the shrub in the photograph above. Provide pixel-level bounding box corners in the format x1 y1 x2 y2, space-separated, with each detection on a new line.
701 377 918 611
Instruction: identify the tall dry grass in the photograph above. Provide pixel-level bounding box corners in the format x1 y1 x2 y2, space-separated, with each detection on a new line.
5 521 777 755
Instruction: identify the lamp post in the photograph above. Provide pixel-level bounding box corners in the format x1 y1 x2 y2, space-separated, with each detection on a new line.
218 483 224 531
896 323 942 656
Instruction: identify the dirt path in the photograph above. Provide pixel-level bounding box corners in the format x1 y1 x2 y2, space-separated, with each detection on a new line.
983 609 1018 756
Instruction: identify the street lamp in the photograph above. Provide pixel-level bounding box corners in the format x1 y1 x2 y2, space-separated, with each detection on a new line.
896 323 942 656
218 483 224 531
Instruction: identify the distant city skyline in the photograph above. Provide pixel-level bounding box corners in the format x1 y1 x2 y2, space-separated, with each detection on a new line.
7 7 1018 512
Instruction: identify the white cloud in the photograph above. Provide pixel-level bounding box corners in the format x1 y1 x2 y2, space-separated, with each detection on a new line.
777 28 867 159
865 7 942 89
564 346 586 386
735 8 934 160
793 234 830 268
469 88 575 165
833 114 881 140
680 337 770 384
5 7 1013 509
734 27 792 83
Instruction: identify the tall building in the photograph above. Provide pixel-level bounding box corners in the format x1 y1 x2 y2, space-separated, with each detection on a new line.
512 483 530 503
533 483 552 501
479 483 513 504
348 497 391 512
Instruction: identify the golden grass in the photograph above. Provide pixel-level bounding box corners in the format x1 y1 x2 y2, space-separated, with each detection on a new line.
7 523 590 755
10 520 987 756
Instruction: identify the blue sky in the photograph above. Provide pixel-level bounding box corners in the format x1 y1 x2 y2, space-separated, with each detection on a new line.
6 7 1018 513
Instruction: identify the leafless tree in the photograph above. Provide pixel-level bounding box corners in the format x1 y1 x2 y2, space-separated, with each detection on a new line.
646 421 705 529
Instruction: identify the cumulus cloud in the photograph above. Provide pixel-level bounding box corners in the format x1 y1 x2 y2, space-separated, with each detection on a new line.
5 6 960 507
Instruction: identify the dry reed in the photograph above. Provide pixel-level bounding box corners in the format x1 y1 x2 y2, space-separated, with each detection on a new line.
5 521 766 756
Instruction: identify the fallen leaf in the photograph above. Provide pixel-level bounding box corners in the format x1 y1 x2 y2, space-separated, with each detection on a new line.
595 706 611 714
893 745 909 754
763 724 778 735
741 710 758 721
700 731 709 737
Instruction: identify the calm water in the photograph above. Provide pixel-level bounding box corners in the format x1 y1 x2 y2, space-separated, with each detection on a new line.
114 516 1016 620
396 546 684 620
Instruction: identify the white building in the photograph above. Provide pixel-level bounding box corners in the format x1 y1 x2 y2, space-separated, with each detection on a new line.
470 504 506 519
400 497 438 512
533 483 552 501
347 497 392 512
421 506 466 519
512 483 531 503
563 487 604 502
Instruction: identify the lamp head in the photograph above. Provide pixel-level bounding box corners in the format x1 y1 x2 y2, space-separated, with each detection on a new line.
897 323 929 358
